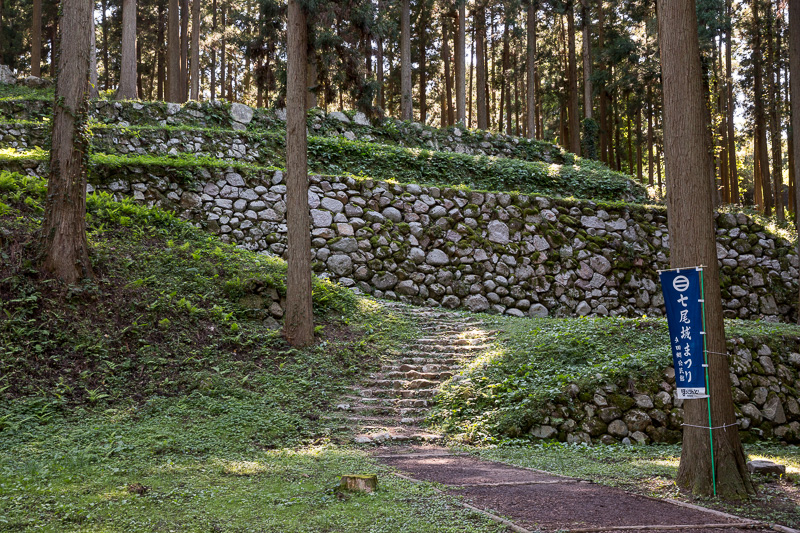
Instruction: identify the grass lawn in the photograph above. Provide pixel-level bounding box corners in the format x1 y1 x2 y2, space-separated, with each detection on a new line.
0 410 505 532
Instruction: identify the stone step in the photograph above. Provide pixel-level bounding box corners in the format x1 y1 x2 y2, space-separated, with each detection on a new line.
352 388 439 399
390 364 461 373
397 356 461 364
383 370 450 381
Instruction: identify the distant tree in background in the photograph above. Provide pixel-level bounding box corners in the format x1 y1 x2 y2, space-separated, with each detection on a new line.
117 0 138 99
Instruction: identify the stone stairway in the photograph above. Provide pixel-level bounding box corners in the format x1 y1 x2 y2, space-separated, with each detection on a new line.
327 301 497 444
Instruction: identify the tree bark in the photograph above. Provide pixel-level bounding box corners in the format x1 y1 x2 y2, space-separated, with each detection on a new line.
167 0 180 102
725 0 738 203
118 0 138 100
101 0 110 89
752 0 773 215
443 15 454 126
636 104 643 182
768 14 783 221
285 0 314 347
400 0 412 120
221 4 226 100
190 0 199 100
455 1 466 124
648 86 654 187
31 0 42 77
41 0 93 284
477 6 488 130
790 0 800 319
566 1 580 155
210 0 216 101
377 34 385 110
180 0 189 101
502 18 511 135
157 0 165 100
418 4 428 123
89 9 99 99
526 0 536 138
658 0 754 499
581 0 592 120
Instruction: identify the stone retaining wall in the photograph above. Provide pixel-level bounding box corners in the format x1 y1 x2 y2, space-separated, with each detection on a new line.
528 336 800 444
0 99 571 164
66 165 799 323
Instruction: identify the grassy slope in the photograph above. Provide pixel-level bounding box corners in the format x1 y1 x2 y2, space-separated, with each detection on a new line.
0 171 502 532
430 314 800 443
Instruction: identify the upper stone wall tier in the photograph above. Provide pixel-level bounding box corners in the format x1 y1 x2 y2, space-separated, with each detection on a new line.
42 164 792 323
0 98 582 166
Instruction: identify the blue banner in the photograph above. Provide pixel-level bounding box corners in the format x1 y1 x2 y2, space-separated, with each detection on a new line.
659 268 707 399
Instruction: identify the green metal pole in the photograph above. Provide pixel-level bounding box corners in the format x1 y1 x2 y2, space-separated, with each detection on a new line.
699 268 717 497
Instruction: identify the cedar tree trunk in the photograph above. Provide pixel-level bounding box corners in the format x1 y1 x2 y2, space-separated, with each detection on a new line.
400 0 412 120
41 0 94 284
284 0 314 347
190 0 199 100
167 0 180 102
118 0 138 99
32 0 42 77
657 0 754 499
526 0 536 137
455 1 466 124
790 0 800 319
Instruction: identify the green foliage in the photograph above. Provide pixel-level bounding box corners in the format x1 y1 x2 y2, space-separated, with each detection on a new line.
431 313 800 444
307 136 646 202
0 171 373 411
581 118 600 161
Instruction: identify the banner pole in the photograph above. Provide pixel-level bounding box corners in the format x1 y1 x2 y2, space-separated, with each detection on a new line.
699 267 717 497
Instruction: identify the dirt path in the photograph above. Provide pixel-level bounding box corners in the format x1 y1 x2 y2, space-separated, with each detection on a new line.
374 447 787 533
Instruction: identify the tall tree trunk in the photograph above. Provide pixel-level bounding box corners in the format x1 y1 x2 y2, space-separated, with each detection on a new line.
725 0 738 203
306 57 317 109
658 0 754 499
285 0 314 347
787 57 795 222
210 0 216 101
790 0 800 318
648 86 654 187
626 95 633 173
221 4 226 100
443 15 454 126
167 0 180 102
503 18 511 135
752 0 773 215
89 9 99 98
768 13 784 221
137 39 143 97
469 22 474 128
598 0 608 162
456 2 466 124
377 35 385 110
477 6 488 130
180 0 189 101
190 0 199 100
566 0 581 154
41 0 93 284
101 0 110 89
31 0 42 77
400 0 412 120
418 5 428 123
636 104 643 182
526 0 537 138
581 0 592 119
118 0 138 99
157 0 165 100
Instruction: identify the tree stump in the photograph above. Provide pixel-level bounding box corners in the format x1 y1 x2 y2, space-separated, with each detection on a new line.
339 474 378 493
